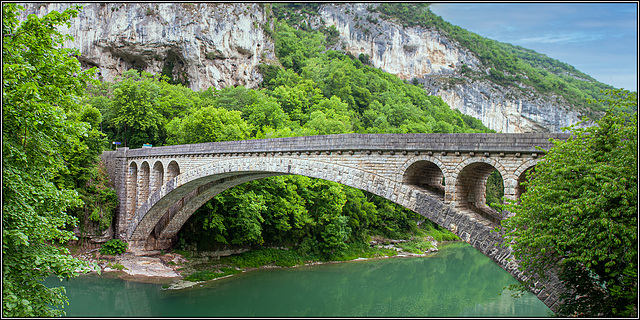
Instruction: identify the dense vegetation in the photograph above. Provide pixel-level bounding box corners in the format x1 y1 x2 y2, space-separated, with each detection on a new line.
2 4 104 317
87 16 485 259
5 2 635 317
502 90 637 317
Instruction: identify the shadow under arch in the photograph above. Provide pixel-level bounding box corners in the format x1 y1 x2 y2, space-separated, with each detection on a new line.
400 156 448 200
452 158 507 224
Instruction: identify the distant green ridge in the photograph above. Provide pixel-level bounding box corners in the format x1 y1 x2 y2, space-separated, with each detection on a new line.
271 3 621 119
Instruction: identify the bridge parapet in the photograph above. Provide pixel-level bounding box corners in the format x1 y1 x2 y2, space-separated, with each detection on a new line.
116 133 569 159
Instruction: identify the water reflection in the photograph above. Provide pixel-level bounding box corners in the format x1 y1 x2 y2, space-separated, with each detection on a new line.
44 242 552 317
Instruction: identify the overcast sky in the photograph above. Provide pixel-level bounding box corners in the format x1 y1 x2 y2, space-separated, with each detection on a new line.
429 2 638 92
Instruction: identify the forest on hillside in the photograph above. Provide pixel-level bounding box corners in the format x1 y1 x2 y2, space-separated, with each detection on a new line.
84 14 498 256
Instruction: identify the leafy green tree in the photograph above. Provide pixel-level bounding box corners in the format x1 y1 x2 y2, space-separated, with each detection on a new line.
304 109 352 135
156 77 199 119
256 177 312 245
165 105 253 144
108 70 165 148
242 92 291 135
340 187 379 242
213 86 259 112
221 189 267 245
270 79 324 124
2 4 98 317
273 21 324 74
501 89 637 317
57 104 118 236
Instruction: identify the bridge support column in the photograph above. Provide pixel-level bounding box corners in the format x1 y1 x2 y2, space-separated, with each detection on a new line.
127 238 174 254
113 148 129 240
503 177 518 218
443 177 456 204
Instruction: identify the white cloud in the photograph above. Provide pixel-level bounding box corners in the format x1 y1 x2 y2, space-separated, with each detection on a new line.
515 32 606 45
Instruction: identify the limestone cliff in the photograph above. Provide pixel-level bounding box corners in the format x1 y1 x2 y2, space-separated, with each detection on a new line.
20 3 276 90
317 3 582 133
20 2 583 133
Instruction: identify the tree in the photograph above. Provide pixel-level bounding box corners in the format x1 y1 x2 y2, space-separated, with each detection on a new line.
2 4 98 317
165 105 253 144
242 93 291 135
501 89 637 317
108 70 165 148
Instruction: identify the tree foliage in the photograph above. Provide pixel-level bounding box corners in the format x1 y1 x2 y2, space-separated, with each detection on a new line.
501 90 637 317
2 4 99 317
166 105 253 144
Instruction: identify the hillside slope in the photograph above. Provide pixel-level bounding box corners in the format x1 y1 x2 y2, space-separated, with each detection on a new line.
20 2 615 133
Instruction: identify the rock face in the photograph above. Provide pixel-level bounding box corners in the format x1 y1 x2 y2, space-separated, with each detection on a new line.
317 3 582 133
20 3 276 91
20 3 583 133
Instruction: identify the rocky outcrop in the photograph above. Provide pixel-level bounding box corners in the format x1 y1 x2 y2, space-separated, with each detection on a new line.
317 3 582 133
432 79 583 133
20 3 276 90
20 2 583 133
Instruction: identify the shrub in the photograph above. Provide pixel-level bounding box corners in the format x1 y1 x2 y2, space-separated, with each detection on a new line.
205 49 224 60
106 262 126 270
99 239 129 255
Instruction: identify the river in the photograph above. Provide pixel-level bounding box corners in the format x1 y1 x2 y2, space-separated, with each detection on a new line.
43 242 553 317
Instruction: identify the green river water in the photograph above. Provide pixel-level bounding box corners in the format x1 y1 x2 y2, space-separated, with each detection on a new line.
43 242 553 317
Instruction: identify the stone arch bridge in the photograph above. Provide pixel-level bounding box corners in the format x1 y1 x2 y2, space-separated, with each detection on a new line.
101 133 569 311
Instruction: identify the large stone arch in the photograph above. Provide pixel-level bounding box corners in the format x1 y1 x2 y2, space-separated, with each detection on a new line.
123 156 564 310
451 157 507 223
118 157 565 312
100 132 573 313
125 157 442 244
149 172 281 249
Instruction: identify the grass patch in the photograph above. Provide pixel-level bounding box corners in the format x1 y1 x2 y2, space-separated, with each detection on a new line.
220 247 307 268
106 262 126 270
396 239 434 254
325 242 397 261
170 249 193 259
419 221 460 242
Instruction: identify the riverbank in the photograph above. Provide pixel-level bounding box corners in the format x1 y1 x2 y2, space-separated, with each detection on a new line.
72 238 445 289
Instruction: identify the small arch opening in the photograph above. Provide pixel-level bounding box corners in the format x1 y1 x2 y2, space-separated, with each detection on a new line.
167 161 180 183
516 166 536 203
403 160 445 198
127 162 138 216
485 170 504 211
139 162 151 207
455 162 504 224
151 161 164 194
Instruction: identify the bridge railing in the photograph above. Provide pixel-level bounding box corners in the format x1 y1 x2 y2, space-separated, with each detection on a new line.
103 133 571 158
